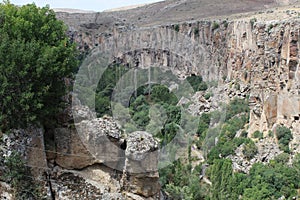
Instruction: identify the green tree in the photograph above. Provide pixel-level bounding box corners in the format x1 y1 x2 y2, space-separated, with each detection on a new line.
208 159 237 200
0 2 78 131
276 126 293 153
243 140 258 160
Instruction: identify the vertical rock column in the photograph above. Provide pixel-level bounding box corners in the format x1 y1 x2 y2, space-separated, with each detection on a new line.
123 131 160 198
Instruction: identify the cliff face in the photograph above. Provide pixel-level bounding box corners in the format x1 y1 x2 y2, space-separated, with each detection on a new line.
58 7 300 140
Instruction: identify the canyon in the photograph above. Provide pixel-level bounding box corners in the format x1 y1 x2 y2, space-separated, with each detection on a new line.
1 0 300 199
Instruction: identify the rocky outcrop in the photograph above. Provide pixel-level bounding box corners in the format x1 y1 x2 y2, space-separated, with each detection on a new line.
54 128 96 169
228 138 283 173
0 127 49 199
51 101 161 198
123 131 160 198
1 126 48 177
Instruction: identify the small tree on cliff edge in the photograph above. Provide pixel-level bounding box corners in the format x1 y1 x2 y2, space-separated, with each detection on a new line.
0 1 78 131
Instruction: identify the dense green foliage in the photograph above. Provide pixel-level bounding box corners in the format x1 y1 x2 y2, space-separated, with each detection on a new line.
159 97 299 199
253 130 264 139
212 21 220 30
0 2 78 131
186 75 208 91
276 125 293 153
95 64 129 116
201 98 250 161
159 159 209 200
128 84 181 144
207 157 300 200
94 65 183 144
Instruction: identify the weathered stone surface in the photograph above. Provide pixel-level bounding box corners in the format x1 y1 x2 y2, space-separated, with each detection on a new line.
121 131 161 198
0 182 13 200
264 94 278 128
125 131 158 172
228 138 282 173
54 128 96 169
1 127 48 177
75 118 124 168
54 115 124 170
127 173 160 198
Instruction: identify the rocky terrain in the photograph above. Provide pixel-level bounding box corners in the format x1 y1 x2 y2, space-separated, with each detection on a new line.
1 0 300 199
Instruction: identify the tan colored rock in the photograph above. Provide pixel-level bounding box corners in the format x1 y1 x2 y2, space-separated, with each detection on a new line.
128 173 160 198
264 94 278 128
54 128 96 169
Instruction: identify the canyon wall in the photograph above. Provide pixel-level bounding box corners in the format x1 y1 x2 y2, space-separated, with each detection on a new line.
58 11 300 141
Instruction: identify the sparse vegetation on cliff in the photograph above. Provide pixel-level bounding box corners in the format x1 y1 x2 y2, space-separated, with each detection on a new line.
212 21 220 30
3 151 43 199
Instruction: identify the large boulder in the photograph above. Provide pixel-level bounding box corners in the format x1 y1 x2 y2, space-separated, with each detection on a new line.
55 117 124 169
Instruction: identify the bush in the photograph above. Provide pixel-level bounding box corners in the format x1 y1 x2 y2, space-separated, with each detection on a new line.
253 130 263 139
250 18 257 28
276 126 293 153
243 140 258 160
0 2 78 130
186 75 203 91
197 113 211 136
274 153 290 164
223 20 229 28
225 98 249 121
198 82 208 91
241 130 248 138
212 21 220 30
204 92 212 100
150 85 178 105
174 24 180 32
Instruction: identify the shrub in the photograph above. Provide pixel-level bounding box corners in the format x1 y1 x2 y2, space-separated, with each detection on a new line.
174 24 180 32
198 82 208 91
276 126 293 153
250 18 257 28
243 140 258 160
204 92 212 100
212 21 219 30
268 130 274 137
253 130 263 139
241 130 248 138
223 20 229 28
186 75 203 91
150 85 178 105
274 153 290 164
225 98 249 121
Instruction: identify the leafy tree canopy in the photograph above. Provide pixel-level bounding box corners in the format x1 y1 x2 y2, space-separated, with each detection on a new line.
0 2 78 130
